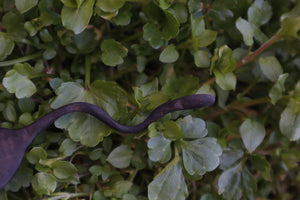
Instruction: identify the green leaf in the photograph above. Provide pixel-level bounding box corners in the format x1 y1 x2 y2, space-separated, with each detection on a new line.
111 3 132 26
258 56 283 82
236 17 254 46
0 33 14 61
100 39 128 67
26 147 47 164
279 4 300 38
61 0 95 34
51 80 128 147
269 73 288 105
59 138 78 157
168 3 188 23
158 0 174 9
247 0 272 27
161 10 180 40
148 134 172 163
218 163 257 200
240 119 266 153
214 70 237 91
194 50 210 68
159 44 179 63
180 137 222 176
51 160 78 179
192 18 217 48
4 166 33 192
2 11 27 40
96 0 125 12
177 115 208 139
148 160 188 200
219 148 244 170
162 76 199 99
33 172 57 195
3 103 17 122
280 102 300 141
249 154 271 181
3 63 37 98
214 45 237 73
143 23 164 49
163 120 183 141
15 0 38 14
107 145 133 168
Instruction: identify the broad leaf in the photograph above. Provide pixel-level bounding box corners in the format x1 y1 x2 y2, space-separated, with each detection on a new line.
0 32 14 61
240 119 266 153
269 73 288 105
107 145 133 168
148 160 188 200
280 102 300 141
159 44 179 63
177 115 208 139
143 22 164 49
32 172 57 195
218 163 257 200
147 134 171 163
15 0 38 14
194 50 210 68
101 39 128 67
180 138 222 176
3 63 37 98
51 80 128 147
236 17 254 46
96 0 125 12
59 139 78 157
247 0 272 27
259 56 283 82
279 4 300 38
51 161 77 179
61 0 95 34
26 147 47 165
214 70 237 91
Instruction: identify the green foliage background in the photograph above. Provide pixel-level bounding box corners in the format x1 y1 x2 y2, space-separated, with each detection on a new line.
0 0 300 199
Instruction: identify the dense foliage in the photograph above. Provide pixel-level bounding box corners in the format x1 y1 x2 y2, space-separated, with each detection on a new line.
0 0 300 199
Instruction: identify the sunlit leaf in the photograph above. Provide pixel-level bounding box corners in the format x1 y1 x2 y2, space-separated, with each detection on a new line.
61 0 95 34
177 115 208 139
236 17 254 46
3 63 37 98
258 56 283 82
180 137 222 176
240 118 266 153
148 160 188 200
148 134 172 163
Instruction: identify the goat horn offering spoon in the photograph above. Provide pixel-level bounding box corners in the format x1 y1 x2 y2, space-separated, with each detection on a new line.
0 94 215 190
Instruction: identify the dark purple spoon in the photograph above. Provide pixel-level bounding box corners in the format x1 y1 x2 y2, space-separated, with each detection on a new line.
0 94 215 190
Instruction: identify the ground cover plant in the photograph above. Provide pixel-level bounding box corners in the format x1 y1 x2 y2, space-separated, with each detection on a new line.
0 0 300 199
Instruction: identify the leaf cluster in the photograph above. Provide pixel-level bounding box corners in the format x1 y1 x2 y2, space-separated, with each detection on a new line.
0 0 300 200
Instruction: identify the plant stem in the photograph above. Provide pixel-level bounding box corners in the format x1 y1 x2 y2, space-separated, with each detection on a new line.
46 192 89 200
235 35 281 69
206 97 270 119
29 73 56 79
0 52 43 67
85 55 91 89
